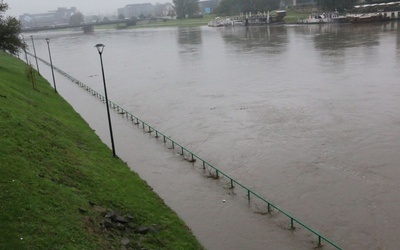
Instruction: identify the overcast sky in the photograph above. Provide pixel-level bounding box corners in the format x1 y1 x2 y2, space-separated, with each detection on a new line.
5 0 169 17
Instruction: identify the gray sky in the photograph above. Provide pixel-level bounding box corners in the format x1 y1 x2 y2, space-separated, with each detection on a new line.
5 0 169 17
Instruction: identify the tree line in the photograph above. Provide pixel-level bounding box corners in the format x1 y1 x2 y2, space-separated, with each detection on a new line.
315 0 357 12
0 0 370 55
215 0 281 16
173 0 359 17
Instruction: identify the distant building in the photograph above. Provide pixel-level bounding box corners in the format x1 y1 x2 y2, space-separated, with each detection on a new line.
19 7 77 28
154 3 175 17
118 3 174 18
118 3 154 18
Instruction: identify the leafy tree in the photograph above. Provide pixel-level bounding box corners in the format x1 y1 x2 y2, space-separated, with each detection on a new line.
173 0 199 19
168 9 176 17
0 0 25 55
215 0 243 15
69 12 84 25
173 0 185 18
92 15 101 23
215 0 280 15
118 14 125 20
315 0 356 11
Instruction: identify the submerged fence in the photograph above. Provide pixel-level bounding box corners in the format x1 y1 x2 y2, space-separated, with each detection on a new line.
30 52 342 249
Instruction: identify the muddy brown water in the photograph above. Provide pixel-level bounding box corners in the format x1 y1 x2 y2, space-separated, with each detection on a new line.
29 22 400 249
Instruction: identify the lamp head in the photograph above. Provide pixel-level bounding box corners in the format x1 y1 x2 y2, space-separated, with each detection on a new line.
30 35 33 39
95 44 105 54
46 38 50 43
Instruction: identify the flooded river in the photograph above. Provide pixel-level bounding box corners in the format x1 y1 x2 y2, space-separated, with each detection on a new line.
28 22 400 249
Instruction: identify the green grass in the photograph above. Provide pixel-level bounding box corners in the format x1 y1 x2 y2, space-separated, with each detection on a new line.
284 10 310 23
96 15 216 30
95 11 311 31
0 52 203 249
137 15 216 28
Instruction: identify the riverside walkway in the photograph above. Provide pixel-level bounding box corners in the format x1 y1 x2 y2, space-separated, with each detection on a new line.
28 52 342 250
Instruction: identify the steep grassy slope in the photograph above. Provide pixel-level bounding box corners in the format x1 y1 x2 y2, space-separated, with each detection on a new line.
0 52 202 249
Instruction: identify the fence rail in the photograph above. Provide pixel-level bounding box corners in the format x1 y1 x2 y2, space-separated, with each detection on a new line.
30 52 342 250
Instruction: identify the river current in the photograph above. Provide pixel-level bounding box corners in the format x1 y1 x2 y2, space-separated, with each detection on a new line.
27 22 400 249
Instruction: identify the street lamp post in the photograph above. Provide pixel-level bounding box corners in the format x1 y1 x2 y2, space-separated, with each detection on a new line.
45 38 57 93
95 44 116 157
30 35 40 75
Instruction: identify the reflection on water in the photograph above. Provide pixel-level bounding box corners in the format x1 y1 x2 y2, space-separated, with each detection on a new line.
30 22 400 250
178 27 202 45
396 22 400 52
313 25 380 52
177 27 202 55
294 23 400 53
219 26 288 54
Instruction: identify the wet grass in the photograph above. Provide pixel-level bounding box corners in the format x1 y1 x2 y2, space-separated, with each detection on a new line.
136 15 216 28
284 10 310 23
99 11 308 31
0 52 203 249
96 15 216 30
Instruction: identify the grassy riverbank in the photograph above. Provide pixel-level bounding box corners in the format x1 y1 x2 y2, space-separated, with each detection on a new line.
0 52 202 249
137 15 216 28
101 10 307 30
93 15 216 30
284 10 310 23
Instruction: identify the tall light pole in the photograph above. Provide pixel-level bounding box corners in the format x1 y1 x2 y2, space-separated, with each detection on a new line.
95 44 116 157
45 38 57 93
30 35 40 75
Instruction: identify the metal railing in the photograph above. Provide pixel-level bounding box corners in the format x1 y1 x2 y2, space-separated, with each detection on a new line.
30 52 342 250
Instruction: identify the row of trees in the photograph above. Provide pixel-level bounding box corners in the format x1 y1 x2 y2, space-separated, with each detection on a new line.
69 12 84 25
173 0 357 17
214 0 357 15
0 0 25 55
315 0 357 12
215 0 280 16
173 0 200 19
